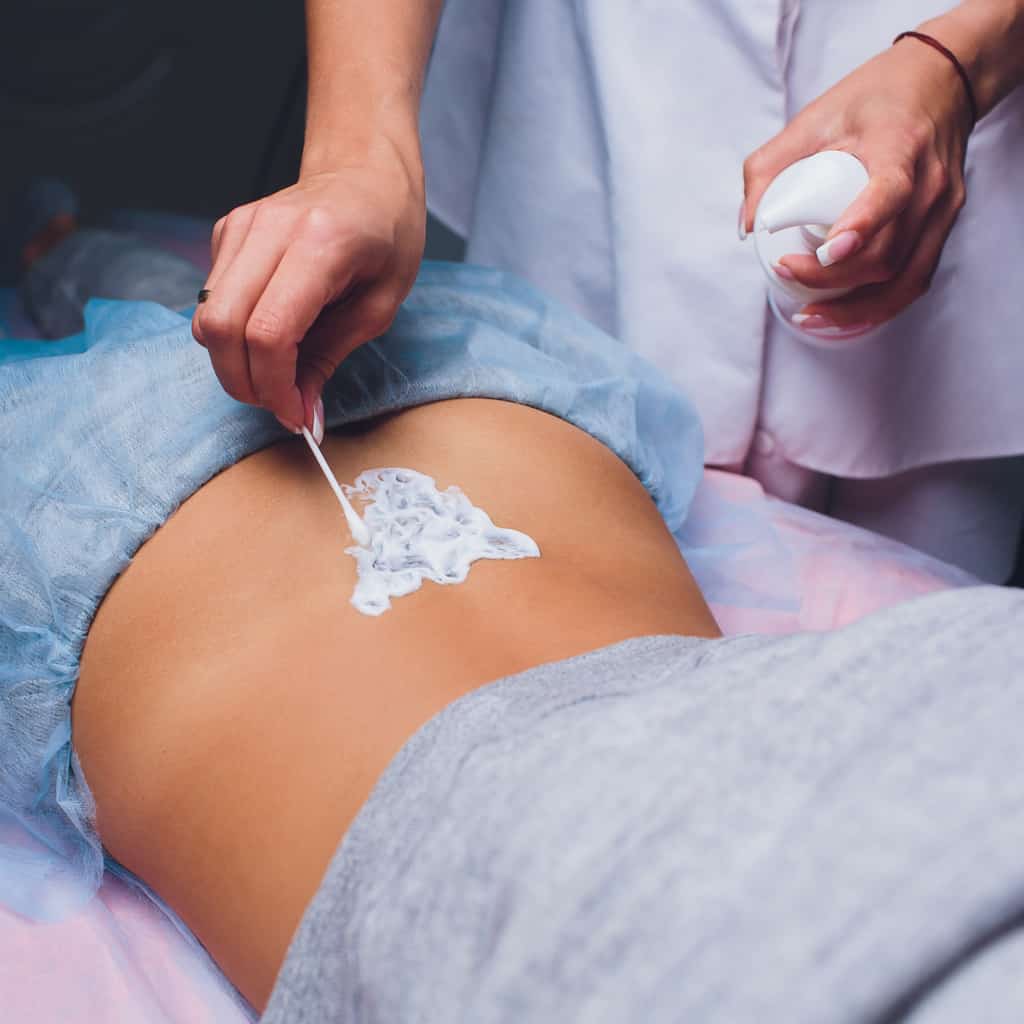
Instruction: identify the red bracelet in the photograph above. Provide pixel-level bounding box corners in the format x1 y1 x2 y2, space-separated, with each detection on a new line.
893 30 979 127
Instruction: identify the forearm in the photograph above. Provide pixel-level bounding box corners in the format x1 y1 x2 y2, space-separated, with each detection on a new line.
919 0 1024 117
301 0 444 176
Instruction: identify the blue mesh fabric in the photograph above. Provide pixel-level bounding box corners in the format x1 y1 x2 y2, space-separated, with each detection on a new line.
0 261 704 920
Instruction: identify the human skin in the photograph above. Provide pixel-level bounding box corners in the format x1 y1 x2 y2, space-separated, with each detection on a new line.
192 0 443 434
741 0 1024 333
71 398 719 1012
197 0 1024 423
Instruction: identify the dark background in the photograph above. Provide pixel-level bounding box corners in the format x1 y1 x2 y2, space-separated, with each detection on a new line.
0 0 464 285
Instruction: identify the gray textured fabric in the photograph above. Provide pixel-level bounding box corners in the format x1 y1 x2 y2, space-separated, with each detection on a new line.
263 585 1024 1023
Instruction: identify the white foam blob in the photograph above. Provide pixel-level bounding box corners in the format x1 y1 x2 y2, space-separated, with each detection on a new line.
344 468 541 616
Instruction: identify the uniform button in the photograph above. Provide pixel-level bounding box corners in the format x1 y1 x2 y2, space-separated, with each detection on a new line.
754 429 776 457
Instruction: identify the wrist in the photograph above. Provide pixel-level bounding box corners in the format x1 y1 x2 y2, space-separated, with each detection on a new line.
300 106 424 187
890 31 976 134
918 1 1024 117
300 49 427 176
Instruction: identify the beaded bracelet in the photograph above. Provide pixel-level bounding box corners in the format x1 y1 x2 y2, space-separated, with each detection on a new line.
893 31 979 127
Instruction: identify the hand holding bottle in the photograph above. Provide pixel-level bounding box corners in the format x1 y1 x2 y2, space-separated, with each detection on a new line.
740 2 1024 333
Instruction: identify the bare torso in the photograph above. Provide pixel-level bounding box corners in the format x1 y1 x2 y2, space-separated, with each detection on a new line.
72 398 718 1010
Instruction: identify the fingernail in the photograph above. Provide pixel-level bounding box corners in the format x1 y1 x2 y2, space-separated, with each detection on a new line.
792 314 834 330
816 230 861 268
738 201 748 241
833 323 874 338
276 415 302 435
312 397 325 445
773 262 796 281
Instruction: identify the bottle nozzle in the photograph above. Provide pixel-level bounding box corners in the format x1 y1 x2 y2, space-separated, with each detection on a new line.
754 151 869 234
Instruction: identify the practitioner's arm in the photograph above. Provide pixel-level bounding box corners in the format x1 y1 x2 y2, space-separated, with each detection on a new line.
193 0 443 434
740 0 1024 333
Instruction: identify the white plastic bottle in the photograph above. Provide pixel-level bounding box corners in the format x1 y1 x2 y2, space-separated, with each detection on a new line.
751 151 870 341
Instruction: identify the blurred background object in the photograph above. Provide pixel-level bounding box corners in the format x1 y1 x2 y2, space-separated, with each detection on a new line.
0 0 464 284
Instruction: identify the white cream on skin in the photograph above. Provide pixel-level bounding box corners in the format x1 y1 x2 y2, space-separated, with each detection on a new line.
343 468 540 616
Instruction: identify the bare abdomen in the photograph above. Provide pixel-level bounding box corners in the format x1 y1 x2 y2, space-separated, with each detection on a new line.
72 399 718 1009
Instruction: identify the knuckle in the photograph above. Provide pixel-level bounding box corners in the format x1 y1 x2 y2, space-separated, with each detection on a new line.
217 376 248 403
223 207 246 233
198 305 240 344
886 166 916 203
743 148 770 179
378 285 406 314
360 295 399 337
950 182 967 213
914 272 934 299
250 201 287 232
245 308 286 350
222 203 254 235
247 204 272 231
907 119 936 150
924 164 950 204
300 205 344 244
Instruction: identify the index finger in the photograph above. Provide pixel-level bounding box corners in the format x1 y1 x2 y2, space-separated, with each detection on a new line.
825 158 915 248
244 238 360 427
802 192 961 328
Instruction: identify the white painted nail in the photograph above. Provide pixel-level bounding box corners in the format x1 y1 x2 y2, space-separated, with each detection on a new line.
312 398 325 446
791 313 833 331
815 230 861 268
738 201 748 241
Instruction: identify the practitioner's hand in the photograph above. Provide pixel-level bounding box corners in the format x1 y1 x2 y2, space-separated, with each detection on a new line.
740 37 974 334
192 140 426 433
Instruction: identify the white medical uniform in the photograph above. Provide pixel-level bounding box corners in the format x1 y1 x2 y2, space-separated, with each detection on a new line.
420 0 1024 581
